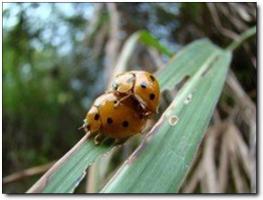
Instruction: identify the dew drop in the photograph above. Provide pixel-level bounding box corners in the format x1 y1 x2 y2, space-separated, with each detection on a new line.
184 93 193 105
168 115 179 126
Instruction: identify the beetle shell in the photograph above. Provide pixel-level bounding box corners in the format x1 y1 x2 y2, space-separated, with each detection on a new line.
85 106 101 133
112 72 134 93
85 92 146 139
112 70 160 113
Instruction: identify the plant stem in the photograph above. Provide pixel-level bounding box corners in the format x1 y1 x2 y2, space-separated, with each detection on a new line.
227 26 256 51
3 161 55 184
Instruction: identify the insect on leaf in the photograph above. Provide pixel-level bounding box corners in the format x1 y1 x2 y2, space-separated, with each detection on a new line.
27 39 231 193
100 40 232 193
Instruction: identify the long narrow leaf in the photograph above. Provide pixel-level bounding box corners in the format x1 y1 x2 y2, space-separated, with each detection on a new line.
101 42 231 193
28 38 230 193
27 30 172 193
27 135 114 193
113 30 172 74
139 30 173 57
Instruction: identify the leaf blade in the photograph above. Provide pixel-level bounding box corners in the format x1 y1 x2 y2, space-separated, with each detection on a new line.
28 39 231 193
27 135 114 193
100 46 232 193
27 30 172 194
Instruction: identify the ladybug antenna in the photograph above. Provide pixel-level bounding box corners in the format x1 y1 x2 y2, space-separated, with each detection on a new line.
78 124 85 130
78 119 89 131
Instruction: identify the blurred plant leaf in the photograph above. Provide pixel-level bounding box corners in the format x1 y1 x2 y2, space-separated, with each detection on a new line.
138 30 173 57
28 38 231 193
27 29 172 194
100 40 231 193
113 30 172 75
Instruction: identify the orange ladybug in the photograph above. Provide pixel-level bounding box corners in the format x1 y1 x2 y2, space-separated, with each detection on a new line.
81 92 147 144
111 71 160 115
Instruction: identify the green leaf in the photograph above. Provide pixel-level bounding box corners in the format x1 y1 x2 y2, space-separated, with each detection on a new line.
113 30 172 74
227 26 256 51
27 135 115 193
27 30 172 194
100 40 232 193
42 142 113 193
28 38 231 193
138 30 173 57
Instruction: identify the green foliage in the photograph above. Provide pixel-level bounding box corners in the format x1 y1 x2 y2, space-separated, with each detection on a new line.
42 140 114 193
3 3 256 194
3 3 102 180
27 29 174 193
28 39 231 193
113 30 172 73
138 31 173 57
101 40 231 193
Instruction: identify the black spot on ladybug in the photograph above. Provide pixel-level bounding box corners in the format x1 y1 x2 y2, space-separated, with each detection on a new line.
94 114 100 120
149 93 155 100
114 100 118 104
107 118 113 124
150 75 155 82
122 121 129 127
140 82 147 89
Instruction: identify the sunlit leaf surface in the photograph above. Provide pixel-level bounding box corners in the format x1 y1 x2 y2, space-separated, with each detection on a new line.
28 39 231 193
101 40 231 193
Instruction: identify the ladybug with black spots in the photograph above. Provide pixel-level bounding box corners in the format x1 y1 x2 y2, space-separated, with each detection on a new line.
111 71 160 116
80 92 147 144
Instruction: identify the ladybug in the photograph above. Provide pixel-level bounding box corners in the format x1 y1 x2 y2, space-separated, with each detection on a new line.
80 92 147 144
111 71 160 116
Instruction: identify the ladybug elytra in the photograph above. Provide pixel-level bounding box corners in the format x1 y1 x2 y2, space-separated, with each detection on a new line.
80 70 160 144
111 71 160 115
81 92 147 143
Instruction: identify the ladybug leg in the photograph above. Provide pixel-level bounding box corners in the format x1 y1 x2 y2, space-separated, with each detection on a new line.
144 111 152 117
100 136 115 146
78 124 88 133
78 124 86 131
137 102 152 117
94 133 105 145
114 93 132 107
78 119 90 133
155 105 160 114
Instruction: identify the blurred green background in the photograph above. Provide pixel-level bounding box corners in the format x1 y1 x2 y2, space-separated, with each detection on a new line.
3 3 256 193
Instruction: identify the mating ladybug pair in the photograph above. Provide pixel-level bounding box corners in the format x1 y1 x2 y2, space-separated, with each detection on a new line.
80 70 160 144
